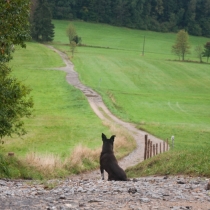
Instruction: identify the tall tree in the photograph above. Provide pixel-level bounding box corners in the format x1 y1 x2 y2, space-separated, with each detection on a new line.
0 0 33 139
172 30 191 61
0 0 31 62
31 0 54 42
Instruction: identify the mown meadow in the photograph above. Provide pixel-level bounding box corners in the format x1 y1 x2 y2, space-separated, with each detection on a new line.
53 20 210 177
1 41 135 179
1 20 210 179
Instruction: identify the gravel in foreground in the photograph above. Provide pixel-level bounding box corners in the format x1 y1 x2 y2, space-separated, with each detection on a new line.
0 176 210 210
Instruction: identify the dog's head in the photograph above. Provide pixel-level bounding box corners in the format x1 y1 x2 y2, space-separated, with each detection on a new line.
101 133 116 151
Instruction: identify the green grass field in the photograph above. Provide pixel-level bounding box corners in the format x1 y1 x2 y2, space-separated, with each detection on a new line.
4 42 111 157
53 20 210 147
1 20 210 178
1 36 135 179
52 20 210 177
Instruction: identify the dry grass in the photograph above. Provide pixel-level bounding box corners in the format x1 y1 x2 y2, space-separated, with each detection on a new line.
103 121 136 156
114 135 128 150
24 152 63 176
66 144 101 167
23 122 136 177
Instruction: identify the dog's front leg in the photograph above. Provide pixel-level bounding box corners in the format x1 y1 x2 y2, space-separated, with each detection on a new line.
100 166 104 180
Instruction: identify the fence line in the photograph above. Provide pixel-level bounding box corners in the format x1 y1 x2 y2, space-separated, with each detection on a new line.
144 135 169 160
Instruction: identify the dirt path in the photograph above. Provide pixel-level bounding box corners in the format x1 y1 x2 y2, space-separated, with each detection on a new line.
47 46 165 175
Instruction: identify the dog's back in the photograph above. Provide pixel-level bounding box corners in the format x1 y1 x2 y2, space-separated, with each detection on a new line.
100 133 127 181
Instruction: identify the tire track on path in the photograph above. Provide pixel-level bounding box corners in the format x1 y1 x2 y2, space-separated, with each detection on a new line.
46 45 165 177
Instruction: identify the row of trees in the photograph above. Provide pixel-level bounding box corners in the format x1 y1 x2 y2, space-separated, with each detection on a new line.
30 0 82 54
172 30 210 62
44 0 210 37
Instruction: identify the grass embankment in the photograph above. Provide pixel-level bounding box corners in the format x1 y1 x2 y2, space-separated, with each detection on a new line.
52 20 210 177
1 42 135 179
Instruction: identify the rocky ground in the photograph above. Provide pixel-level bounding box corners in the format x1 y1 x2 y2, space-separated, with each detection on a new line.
0 175 210 210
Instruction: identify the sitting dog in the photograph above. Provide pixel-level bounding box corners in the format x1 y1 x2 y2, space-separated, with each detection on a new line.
100 133 127 181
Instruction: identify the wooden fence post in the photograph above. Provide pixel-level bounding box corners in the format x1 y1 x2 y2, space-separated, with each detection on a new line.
150 141 152 158
163 142 165 152
153 144 155 156
8 152 14 157
144 135 148 160
160 143 162 154
147 139 150 159
156 143 158 155
166 138 169 151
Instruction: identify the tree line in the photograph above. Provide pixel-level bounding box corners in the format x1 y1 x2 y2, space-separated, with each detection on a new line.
43 0 210 37
172 30 210 62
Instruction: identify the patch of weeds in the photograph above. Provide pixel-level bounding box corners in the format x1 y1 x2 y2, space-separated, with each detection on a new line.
0 153 44 179
82 158 98 170
42 180 60 190
0 154 9 177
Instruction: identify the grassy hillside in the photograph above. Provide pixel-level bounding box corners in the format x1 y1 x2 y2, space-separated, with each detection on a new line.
52 20 210 177
2 20 210 178
4 42 110 156
1 41 136 179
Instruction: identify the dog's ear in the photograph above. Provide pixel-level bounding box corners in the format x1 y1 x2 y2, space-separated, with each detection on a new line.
102 133 107 141
110 135 116 142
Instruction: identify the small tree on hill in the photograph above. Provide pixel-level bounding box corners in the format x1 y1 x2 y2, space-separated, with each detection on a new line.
66 23 82 57
70 41 77 56
202 42 210 62
172 30 191 61
31 0 54 42
66 24 77 43
66 23 82 45
195 45 203 63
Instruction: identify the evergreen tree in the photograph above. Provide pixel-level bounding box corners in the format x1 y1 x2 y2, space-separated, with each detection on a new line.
31 0 54 42
46 0 210 37
46 0 76 20
97 0 112 23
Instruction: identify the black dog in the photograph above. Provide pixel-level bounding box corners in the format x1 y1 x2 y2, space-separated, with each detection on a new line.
100 133 127 181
